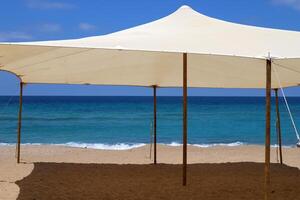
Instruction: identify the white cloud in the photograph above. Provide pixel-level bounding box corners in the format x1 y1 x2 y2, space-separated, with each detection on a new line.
78 23 97 31
26 0 75 10
0 23 62 42
272 0 300 10
38 23 62 32
0 32 33 42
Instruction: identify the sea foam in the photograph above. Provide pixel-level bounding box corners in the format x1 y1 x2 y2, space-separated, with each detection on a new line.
164 141 244 147
193 141 245 147
59 142 146 150
0 142 294 149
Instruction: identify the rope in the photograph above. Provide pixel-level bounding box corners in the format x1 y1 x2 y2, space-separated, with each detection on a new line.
272 61 300 141
0 86 18 116
0 85 19 157
0 96 15 116
0 93 16 156
149 121 153 160
275 120 279 163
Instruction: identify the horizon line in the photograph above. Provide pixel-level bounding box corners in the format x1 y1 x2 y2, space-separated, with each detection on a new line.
0 95 299 97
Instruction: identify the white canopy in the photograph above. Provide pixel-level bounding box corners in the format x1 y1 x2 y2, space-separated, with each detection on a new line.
0 5 300 88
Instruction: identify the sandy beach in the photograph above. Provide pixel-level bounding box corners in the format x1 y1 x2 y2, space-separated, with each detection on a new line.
0 144 300 199
1 0 300 199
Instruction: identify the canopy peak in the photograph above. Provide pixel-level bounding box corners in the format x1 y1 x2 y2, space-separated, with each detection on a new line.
174 5 202 16
178 5 193 10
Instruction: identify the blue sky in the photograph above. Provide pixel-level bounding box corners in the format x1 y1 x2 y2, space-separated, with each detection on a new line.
1 0 300 96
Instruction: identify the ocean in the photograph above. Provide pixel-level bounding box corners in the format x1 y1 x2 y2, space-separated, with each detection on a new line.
0 96 299 149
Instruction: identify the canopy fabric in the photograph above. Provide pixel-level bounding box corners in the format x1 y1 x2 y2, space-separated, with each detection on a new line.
0 5 300 88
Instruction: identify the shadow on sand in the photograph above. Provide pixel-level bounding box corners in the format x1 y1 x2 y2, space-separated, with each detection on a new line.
16 162 300 200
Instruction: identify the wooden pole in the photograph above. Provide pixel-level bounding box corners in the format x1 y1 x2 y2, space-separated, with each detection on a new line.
183 53 188 186
153 85 157 164
17 82 23 164
265 59 271 200
274 89 283 164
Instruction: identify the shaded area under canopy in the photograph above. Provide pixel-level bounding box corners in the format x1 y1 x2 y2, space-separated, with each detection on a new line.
16 162 300 200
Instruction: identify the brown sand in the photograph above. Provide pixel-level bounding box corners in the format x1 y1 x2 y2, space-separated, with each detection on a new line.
0 144 300 199
16 163 300 200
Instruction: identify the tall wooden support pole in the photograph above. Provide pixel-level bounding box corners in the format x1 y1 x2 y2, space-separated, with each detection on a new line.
17 82 23 164
153 85 157 164
275 89 283 164
265 59 271 200
183 53 188 186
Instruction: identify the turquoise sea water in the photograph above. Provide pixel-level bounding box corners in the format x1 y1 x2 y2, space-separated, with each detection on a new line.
0 96 299 149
